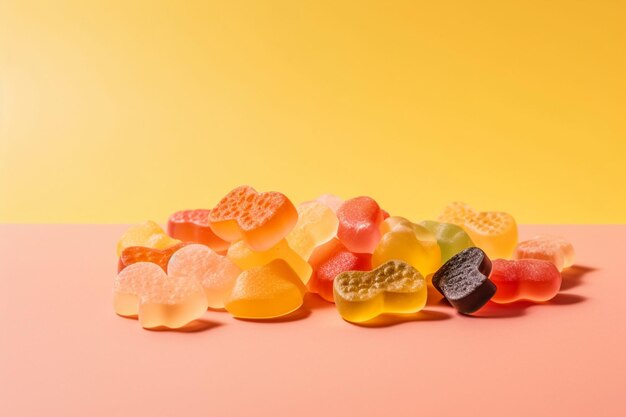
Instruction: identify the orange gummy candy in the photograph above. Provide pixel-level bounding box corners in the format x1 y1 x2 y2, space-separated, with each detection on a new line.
167 209 230 253
118 242 189 273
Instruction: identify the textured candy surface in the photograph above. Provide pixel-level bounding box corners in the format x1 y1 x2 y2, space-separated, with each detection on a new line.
490 258 561 303
227 239 312 284
438 202 518 259
432 247 495 314
285 201 338 260
167 209 230 253
225 259 306 319
372 216 441 276
333 260 427 323
168 244 241 309
514 235 575 271
308 238 371 302
116 221 181 257
208 186 298 251
336 196 384 253
419 220 474 263
114 262 208 329
118 242 188 273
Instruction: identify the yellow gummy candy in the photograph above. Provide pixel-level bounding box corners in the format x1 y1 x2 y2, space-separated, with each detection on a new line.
438 202 518 259
333 260 427 323
372 216 441 276
227 238 312 284
285 201 338 260
225 259 307 319
116 220 181 256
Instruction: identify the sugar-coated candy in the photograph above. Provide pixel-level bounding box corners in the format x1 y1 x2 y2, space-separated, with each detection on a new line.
308 238 372 302
118 242 188 273
438 202 518 259
208 186 298 252
227 239 312 284
514 235 575 271
225 259 306 319
419 220 474 264
333 260 427 323
116 221 181 257
313 193 343 213
336 196 384 253
285 201 338 260
168 244 241 309
114 262 208 329
167 209 230 253
432 247 495 314
372 216 441 276
490 259 561 303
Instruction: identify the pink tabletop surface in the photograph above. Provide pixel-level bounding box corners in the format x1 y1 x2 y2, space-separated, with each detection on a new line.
0 224 624 417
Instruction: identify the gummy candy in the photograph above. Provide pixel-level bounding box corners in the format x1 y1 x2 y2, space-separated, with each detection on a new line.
372 216 441 276
419 220 474 264
285 201 338 260
432 247 495 314
114 262 208 329
514 235 575 271
225 259 306 319
490 258 561 303
313 193 343 213
167 209 230 253
168 244 241 309
116 221 181 257
438 202 518 259
308 238 372 302
208 186 298 252
336 196 384 253
227 239 312 284
118 242 188 273
333 260 427 323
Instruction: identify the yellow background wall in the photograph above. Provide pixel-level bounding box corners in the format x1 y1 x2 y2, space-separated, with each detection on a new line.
0 1 624 224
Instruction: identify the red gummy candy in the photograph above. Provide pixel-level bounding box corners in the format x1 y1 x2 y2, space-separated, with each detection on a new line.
167 209 230 253
490 258 561 303
336 196 384 253
118 242 189 273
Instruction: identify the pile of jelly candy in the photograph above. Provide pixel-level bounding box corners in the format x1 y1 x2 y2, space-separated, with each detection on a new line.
114 186 576 328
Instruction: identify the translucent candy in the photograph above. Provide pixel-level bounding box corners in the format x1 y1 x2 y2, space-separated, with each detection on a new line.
313 193 344 213
116 221 181 257
168 244 241 309
167 209 230 253
227 239 312 284
118 242 188 273
208 186 298 251
438 202 518 259
514 235 575 271
333 260 427 323
372 216 441 276
419 220 474 264
225 259 306 319
114 262 208 329
308 238 371 302
285 201 338 260
336 196 384 253
490 258 562 303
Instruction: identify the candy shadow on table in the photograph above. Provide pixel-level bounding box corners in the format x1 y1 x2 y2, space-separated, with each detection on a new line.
351 309 452 328
468 293 587 319
560 265 597 291
144 319 223 333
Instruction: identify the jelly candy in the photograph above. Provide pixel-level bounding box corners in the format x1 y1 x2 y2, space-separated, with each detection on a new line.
227 239 312 284
208 186 298 251
225 259 306 319
285 201 338 260
167 209 230 253
419 220 474 264
438 202 518 259
514 235 575 271
313 193 343 213
490 259 561 303
116 221 181 256
168 244 241 309
333 260 427 323
336 196 384 253
308 238 371 302
118 242 188 273
372 217 441 276
114 262 208 329
432 247 495 314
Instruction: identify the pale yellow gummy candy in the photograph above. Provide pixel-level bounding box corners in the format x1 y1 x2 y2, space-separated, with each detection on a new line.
285 201 338 260
227 239 312 284
116 220 180 256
